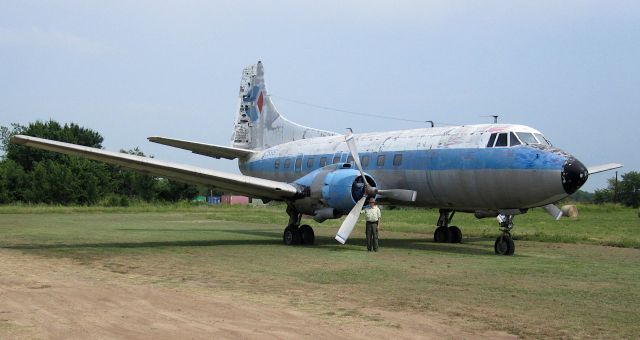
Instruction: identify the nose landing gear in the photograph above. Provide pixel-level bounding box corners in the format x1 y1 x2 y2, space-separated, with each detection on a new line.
494 214 515 255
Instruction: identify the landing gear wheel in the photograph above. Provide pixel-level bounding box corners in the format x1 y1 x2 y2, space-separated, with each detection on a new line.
494 234 515 255
434 226 451 243
299 224 315 245
449 226 462 243
283 226 301 246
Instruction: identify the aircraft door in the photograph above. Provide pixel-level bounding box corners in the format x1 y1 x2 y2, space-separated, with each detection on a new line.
295 157 302 172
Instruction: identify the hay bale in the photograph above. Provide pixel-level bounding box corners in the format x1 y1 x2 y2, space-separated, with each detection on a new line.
561 205 579 218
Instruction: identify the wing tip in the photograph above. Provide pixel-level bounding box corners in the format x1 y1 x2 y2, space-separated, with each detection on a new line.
9 134 29 145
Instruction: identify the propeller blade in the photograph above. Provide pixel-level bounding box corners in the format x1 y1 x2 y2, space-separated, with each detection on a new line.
344 131 366 180
335 196 367 244
543 204 563 220
377 189 417 202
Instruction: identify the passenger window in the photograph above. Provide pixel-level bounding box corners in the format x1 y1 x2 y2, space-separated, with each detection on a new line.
306 158 314 169
509 132 521 146
377 155 386 166
393 154 402 166
495 133 508 147
332 155 341 164
295 158 302 172
487 133 497 147
361 155 370 167
319 157 327 167
274 159 280 169
284 159 291 168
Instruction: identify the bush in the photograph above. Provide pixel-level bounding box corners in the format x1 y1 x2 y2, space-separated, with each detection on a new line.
99 194 130 207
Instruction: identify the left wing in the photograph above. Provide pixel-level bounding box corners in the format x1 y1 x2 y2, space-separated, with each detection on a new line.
588 163 623 174
10 135 298 200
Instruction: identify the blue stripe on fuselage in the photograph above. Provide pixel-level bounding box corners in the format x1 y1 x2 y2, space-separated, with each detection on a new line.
243 146 565 178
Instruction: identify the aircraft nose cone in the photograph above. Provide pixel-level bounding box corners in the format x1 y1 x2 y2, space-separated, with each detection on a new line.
561 157 588 195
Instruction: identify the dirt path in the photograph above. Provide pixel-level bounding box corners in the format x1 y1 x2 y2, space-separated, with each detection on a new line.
0 249 515 339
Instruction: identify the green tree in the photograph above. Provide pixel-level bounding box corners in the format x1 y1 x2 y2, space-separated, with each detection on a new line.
155 178 200 201
1 120 201 205
1 120 109 205
594 171 640 208
616 171 640 208
0 159 27 203
4 120 103 171
570 189 594 203
111 148 159 201
0 123 25 155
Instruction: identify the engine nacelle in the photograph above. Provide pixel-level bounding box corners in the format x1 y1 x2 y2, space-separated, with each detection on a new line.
292 163 376 221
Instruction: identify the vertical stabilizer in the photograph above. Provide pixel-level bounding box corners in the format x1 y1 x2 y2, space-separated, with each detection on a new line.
231 61 337 150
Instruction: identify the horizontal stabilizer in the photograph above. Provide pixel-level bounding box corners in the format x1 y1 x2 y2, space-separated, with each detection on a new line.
148 136 256 160
10 135 297 200
543 204 563 220
587 163 623 175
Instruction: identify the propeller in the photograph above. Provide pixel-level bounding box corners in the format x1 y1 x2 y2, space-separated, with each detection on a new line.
543 204 563 220
335 130 417 244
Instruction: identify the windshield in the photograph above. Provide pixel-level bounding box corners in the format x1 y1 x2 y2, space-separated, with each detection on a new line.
534 133 552 146
516 132 539 144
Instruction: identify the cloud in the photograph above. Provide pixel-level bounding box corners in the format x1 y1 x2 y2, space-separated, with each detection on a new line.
0 27 116 55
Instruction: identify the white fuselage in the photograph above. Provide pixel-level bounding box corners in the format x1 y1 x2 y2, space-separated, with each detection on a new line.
239 124 575 211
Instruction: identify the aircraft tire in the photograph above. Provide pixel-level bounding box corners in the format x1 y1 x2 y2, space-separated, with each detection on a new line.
433 226 451 243
494 235 515 255
299 224 315 245
283 226 301 246
449 226 462 243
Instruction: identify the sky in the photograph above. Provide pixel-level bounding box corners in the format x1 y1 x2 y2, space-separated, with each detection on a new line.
1 0 638 192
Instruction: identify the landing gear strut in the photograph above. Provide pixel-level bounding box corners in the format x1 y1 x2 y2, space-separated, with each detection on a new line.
494 214 515 256
433 209 462 243
282 204 315 246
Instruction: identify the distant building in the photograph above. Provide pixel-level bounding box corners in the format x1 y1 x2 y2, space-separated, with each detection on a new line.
221 195 249 205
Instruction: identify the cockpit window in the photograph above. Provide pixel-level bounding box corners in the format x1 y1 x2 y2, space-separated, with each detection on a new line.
509 132 521 146
516 132 538 144
534 133 552 146
495 133 508 147
487 133 497 147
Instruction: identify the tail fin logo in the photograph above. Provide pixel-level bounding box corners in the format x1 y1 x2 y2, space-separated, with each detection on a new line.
257 92 264 114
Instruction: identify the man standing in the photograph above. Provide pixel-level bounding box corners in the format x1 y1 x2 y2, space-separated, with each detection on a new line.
363 198 381 251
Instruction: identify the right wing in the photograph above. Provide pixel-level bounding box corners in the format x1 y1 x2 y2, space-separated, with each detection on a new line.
587 163 623 175
147 136 256 160
10 135 298 200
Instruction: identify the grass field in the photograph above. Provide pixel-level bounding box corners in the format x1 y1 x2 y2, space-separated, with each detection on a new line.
1 204 639 338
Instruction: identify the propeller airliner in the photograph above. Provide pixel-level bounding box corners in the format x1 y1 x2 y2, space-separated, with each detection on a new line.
11 61 622 255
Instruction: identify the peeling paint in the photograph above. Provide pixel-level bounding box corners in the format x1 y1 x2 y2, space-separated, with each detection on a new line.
231 62 338 151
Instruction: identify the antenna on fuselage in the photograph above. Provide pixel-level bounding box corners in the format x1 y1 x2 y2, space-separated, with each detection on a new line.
482 115 499 123
426 120 434 127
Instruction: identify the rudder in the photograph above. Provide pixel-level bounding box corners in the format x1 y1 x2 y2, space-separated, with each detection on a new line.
231 61 337 150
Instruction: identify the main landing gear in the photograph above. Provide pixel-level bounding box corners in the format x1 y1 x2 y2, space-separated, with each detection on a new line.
494 214 515 256
433 209 462 244
433 209 516 255
282 205 315 246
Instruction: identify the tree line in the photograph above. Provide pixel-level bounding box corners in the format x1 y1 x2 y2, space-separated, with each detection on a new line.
592 172 640 208
0 120 204 206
